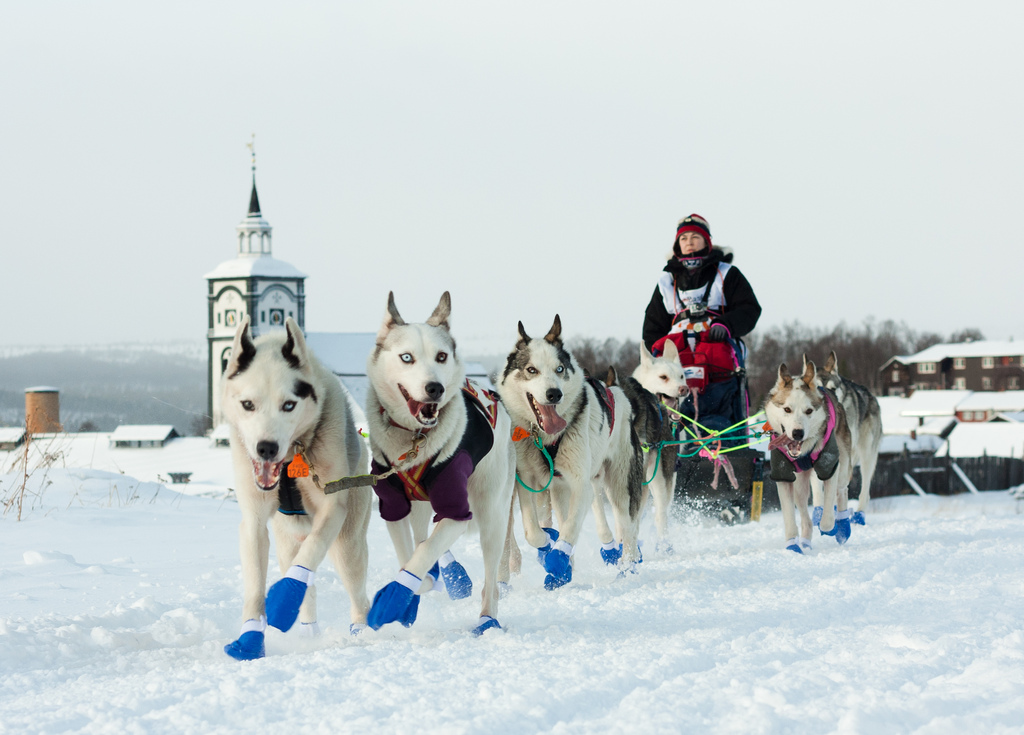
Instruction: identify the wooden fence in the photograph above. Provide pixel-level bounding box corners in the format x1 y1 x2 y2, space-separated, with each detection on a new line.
675 451 1024 515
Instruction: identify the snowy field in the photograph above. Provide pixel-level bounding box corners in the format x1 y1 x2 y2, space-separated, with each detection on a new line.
2 469 1024 735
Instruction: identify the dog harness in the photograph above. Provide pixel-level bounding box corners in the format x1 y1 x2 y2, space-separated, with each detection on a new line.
769 388 840 483
277 474 307 516
371 381 499 523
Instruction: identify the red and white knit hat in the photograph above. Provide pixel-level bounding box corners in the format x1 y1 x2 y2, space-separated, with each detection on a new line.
675 213 712 246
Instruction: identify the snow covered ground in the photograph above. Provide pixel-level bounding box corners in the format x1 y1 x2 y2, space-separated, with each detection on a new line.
2 468 1023 734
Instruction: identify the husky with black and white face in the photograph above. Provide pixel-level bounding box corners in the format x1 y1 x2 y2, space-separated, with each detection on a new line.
627 340 687 551
498 316 644 589
364 292 516 635
220 317 371 660
764 356 853 553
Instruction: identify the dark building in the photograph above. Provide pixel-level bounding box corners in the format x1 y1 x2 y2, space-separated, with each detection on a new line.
880 341 1024 396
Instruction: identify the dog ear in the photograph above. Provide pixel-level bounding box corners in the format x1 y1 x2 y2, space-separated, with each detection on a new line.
606 365 618 386
376 291 406 344
639 341 654 367
544 315 562 344
281 317 308 370
801 355 817 386
824 350 837 375
776 362 793 387
661 339 679 363
517 321 531 345
226 315 256 379
426 291 451 329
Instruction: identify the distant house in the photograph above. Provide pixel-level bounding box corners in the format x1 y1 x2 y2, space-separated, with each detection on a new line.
955 390 1024 423
0 427 26 451
879 340 1024 396
110 425 180 449
210 423 232 448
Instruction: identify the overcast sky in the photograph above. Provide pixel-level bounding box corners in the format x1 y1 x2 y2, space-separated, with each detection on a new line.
2 1 1021 356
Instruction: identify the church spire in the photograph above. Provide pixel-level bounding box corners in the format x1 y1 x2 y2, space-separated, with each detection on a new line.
236 134 272 256
248 177 261 217
246 133 261 216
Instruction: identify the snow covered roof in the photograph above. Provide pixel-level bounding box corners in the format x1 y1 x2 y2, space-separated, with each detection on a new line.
898 390 971 418
204 255 306 280
934 423 1024 459
110 425 179 442
877 394 959 437
878 433 944 455
956 391 1024 413
0 427 26 443
305 333 378 374
890 340 1024 365
24 386 59 393
995 412 1024 423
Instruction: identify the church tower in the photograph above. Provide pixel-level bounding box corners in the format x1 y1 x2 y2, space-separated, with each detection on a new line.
205 139 307 426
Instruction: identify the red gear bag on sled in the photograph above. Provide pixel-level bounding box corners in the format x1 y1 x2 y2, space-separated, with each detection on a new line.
652 333 740 394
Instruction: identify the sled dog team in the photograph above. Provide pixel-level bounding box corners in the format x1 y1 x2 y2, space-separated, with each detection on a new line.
221 292 882 660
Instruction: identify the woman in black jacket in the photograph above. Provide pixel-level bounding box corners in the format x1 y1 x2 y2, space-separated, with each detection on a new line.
642 213 761 354
642 213 762 442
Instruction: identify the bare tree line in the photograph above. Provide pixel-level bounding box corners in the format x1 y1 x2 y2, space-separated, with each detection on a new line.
567 321 985 409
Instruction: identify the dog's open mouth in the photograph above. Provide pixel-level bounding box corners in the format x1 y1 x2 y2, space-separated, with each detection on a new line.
250 457 287 491
527 392 567 434
768 431 805 458
399 384 439 427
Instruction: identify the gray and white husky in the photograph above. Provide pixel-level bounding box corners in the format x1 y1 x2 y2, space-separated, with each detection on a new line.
364 292 515 636
814 351 882 524
498 316 644 588
611 341 688 553
763 356 853 553
221 317 372 660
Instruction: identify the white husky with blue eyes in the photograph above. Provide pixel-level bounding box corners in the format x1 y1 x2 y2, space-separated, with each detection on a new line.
498 316 645 590
220 316 371 660
364 292 516 635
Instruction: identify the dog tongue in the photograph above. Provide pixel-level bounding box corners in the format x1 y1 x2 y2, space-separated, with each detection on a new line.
537 404 567 434
258 461 278 488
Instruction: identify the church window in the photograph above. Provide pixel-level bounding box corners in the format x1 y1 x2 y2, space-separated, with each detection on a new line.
261 311 266 324
217 313 221 324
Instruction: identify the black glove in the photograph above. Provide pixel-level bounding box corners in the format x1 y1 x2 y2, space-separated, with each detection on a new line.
705 324 728 342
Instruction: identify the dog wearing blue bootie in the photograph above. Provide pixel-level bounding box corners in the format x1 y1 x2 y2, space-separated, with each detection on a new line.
498 316 645 591
364 292 517 637
763 356 854 554
220 317 373 660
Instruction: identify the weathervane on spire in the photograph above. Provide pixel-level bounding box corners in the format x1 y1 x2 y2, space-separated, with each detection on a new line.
246 133 256 175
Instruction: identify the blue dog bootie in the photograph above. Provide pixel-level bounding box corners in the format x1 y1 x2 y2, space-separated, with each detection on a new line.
224 616 266 661
817 506 840 536
852 510 866 526
544 539 574 590
439 550 473 600
472 616 502 636
785 537 804 554
536 527 559 566
600 541 622 566
833 509 852 545
367 570 421 630
266 565 314 632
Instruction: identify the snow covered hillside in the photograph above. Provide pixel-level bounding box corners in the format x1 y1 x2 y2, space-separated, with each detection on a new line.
2 469 1023 734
